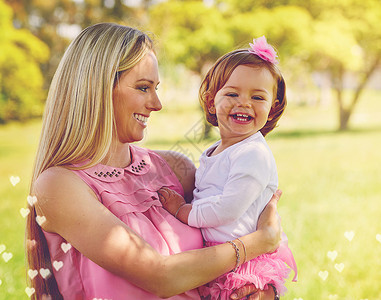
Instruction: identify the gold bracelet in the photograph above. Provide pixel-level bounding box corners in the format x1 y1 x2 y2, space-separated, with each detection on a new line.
227 240 240 272
236 238 247 264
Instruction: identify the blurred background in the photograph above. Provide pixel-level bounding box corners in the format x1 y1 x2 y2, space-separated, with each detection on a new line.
0 0 380 299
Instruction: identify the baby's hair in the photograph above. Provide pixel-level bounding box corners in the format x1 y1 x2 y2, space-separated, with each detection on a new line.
199 49 287 136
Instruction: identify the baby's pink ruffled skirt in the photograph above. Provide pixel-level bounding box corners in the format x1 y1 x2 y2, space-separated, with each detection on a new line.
199 241 297 300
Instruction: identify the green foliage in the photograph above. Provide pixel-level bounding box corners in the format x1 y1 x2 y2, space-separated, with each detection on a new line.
229 6 312 57
0 0 49 123
149 1 234 73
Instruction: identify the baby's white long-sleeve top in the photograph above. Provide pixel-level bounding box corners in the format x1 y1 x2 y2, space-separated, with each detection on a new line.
188 132 278 243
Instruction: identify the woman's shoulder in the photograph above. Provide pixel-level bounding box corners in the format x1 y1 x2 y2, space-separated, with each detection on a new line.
32 167 96 232
34 166 82 195
33 166 91 206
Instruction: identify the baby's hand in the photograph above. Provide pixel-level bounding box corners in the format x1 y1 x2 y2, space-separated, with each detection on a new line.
157 187 186 216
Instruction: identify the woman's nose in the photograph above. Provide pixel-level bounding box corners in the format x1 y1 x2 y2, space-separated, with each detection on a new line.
148 92 162 111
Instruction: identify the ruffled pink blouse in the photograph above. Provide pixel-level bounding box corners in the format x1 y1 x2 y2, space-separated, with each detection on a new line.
43 145 203 299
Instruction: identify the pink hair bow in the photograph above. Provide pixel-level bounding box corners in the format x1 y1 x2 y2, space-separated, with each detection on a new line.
248 36 279 64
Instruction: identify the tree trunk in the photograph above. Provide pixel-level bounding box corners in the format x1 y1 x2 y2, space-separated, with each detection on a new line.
339 107 351 131
336 55 381 131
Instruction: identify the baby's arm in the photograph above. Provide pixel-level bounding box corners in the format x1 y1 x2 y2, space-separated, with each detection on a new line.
158 187 192 224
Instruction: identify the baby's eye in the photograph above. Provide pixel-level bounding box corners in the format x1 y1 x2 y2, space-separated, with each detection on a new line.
226 93 238 97
252 96 264 100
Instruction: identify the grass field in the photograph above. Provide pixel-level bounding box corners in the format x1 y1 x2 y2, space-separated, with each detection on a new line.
0 89 380 299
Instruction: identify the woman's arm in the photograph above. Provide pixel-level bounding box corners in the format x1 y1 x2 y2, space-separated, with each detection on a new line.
34 166 280 298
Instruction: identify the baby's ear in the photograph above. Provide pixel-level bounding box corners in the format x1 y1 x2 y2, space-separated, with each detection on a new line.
268 99 280 121
272 99 280 108
206 94 216 114
208 104 216 114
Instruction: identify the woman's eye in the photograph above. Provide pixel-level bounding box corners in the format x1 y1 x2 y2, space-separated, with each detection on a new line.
138 86 149 92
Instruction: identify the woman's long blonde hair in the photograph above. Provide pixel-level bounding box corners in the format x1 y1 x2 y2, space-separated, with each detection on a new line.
26 23 154 299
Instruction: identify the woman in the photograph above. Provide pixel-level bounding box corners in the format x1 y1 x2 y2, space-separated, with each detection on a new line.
26 23 282 300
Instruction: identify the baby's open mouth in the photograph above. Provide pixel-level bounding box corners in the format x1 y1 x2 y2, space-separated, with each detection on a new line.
231 113 253 122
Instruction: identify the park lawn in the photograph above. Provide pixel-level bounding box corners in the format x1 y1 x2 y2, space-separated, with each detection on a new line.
0 90 380 299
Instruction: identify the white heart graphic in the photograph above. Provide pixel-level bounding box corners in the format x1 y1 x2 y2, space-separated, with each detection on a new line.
2 252 13 262
20 208 31 218
28 269 38 279
318 270 328 281
36 215 46 226
334 263 345 272
25 287 36 297
376 234 381 243
10 175 20 186
26 239 37 250
327 250 338 261
27 195 38 206
0 244 5 254
61 242 72 253
344 231 355 242
40 268 51 279
0 279 2 286
53 260 64 271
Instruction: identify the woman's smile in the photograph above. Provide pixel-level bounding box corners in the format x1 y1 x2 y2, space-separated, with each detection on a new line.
133 113 149 126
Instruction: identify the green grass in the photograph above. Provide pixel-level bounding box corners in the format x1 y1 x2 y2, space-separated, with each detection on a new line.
0 89 380 299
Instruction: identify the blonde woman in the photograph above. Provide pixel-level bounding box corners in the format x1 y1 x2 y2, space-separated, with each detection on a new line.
26 23 282 300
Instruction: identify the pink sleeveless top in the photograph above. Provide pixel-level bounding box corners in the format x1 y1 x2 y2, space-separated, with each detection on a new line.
43 145 203 299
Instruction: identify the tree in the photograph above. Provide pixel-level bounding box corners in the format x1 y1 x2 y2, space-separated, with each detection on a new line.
0 0 49 122
299 0 381 130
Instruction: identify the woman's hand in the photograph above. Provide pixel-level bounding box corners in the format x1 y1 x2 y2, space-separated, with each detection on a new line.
230 284 275 300
256 190 282 253
157 187 186 215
